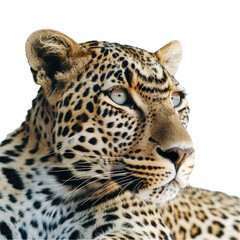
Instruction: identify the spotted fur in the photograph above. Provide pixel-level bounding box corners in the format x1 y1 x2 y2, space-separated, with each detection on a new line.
0 30 239 239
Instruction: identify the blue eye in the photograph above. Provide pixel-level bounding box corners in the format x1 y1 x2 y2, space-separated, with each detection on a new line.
171 92 183 108
110 88 128 105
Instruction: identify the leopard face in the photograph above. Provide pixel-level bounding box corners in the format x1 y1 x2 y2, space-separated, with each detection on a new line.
26 30 194 205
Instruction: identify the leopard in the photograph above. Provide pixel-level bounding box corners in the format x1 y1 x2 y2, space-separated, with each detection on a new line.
0 29 239 240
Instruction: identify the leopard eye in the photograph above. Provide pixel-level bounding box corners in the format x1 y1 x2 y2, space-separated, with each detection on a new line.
171 92 183 108
110 88 128 105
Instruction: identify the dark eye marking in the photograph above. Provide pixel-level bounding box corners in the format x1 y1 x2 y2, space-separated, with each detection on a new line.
124 68 132 87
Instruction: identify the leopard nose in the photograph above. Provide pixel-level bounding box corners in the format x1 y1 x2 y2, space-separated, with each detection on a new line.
156 147 194 170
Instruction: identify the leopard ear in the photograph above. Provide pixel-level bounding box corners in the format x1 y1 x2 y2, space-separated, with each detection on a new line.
155 40 182 76
26 29 89 99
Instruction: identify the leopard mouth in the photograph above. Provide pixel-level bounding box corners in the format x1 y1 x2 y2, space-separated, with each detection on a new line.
110 158 184 202
110 162 175 194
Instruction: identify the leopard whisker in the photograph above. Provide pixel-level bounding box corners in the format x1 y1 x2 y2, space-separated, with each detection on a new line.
91 174 130 197
116 178 141 202
90 183 124 207
62 175 108 204
79 180 117 206
86 173 134 202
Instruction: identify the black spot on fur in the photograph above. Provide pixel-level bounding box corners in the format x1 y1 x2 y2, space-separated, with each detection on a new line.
51 197 64 206
4 150 19 157
26 189 33 200
102 137 108 143
82 219 96 228
0 139 13 147
122 60 128 68
0 221 13 239
75 83 82 92
44 117 49 124
103 214 119 222
63 93 73 107
123 212 132 219
78 136 86 142
63 151 75 159
40 155 50 162
2 168 24 190
106 71 114 79
30 220 38 228
74 99 82 111
93 84 100 92
100 73 106 82
88 138 97 145
0 156 14 163
107 122 114 128
86 102 94 113
64 110 72 122
62 126 69 136
73 145 90 152
86 128 94 133
56 117 62 129
104 207 118 214
71 124 83 132
25 158 35 165
41 188 53 196
69 230 81 239
76 113 89 122
10 217 17 224
19 227 28 239
29 142 39 154
8 194 17 203
92 224 114 238
33 201 41 209
49 168 84 188
91 74 98 82
83 88 90 97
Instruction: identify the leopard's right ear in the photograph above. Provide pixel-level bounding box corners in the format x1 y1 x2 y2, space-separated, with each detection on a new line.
26 29 90 99
155 40 182 76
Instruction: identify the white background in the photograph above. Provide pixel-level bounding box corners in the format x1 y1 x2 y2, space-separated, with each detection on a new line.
0 0 239 196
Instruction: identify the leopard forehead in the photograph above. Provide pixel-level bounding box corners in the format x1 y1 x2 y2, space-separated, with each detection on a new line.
57 40 170 99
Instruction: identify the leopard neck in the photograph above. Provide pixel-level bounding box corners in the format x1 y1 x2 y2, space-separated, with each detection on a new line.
0 88 56 163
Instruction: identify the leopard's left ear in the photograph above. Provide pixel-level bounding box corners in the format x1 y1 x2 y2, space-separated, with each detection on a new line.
155 40 182 76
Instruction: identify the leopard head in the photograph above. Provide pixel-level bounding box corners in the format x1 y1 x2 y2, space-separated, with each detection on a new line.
26 30 194 205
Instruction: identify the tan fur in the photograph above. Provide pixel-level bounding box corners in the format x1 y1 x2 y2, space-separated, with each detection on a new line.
155 40 182 75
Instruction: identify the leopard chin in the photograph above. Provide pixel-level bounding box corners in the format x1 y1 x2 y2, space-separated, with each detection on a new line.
136 180 181 205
